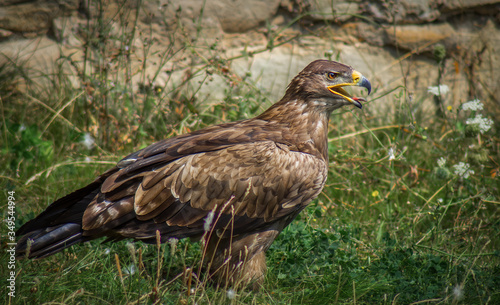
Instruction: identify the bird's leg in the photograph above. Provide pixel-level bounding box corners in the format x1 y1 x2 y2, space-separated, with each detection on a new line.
204 229 279 290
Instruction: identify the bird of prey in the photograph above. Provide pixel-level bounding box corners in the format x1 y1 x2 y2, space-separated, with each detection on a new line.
16 59 371 289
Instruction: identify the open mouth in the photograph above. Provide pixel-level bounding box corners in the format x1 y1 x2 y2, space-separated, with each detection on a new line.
327 72 371 109
327 86 367 109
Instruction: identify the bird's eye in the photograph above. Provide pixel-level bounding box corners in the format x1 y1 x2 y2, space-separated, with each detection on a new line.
326 71 338 80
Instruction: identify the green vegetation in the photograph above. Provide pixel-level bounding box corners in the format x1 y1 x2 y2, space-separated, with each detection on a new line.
1 3 498 304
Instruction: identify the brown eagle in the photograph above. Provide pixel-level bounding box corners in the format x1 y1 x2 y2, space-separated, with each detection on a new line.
16 60 371 289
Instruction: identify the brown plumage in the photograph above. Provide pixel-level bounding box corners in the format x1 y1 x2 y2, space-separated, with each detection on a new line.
16 60 371 289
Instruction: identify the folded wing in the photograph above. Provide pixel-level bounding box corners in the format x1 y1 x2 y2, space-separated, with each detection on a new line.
81 138 327 243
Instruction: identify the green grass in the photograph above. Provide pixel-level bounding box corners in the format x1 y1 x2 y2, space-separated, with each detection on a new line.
1 3 499 304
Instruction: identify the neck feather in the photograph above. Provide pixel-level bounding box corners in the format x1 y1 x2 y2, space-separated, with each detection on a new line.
257 98 333 161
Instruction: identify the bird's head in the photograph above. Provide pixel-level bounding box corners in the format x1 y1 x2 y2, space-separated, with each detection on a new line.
284 59 371 111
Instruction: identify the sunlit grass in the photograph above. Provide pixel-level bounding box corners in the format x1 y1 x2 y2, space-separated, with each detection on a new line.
1 2 499 304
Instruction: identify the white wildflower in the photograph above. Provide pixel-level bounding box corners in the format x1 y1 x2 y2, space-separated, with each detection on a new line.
461 99 483 111
227 289 236 299
453 162 474 179
427 85 449 96
81 133 95 149
452 285 463 301
104 248 111 255
388 148 395 161
122 264 136 275
204 211 215 232
437 157 446 167
437 198 443 203
466 114 493 134
19 124 26 132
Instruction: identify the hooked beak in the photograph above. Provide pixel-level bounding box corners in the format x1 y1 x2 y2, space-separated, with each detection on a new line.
327 70 371 109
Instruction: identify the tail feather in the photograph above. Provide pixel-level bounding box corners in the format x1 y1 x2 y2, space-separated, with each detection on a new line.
17 181 101 236
16 177 109 259
17 224 85 258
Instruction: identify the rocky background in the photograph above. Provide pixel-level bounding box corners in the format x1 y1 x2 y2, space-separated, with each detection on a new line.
1 0 499 118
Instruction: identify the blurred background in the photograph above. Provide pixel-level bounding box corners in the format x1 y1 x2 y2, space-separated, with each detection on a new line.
1 1 499 304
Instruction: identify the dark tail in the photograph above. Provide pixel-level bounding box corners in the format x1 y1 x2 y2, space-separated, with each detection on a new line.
16 181 102 259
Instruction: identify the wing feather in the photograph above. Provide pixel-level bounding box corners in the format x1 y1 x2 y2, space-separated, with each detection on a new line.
135 186 174 217
105 178 141 202
140 162 183 189
135 181 166 209
142 195 176 222
82 195 134 230
81 128 327 239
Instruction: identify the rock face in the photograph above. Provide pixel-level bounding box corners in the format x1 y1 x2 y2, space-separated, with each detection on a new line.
141 0 281 33
0 0 499 116
362 0 441 24
0 0 79 34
